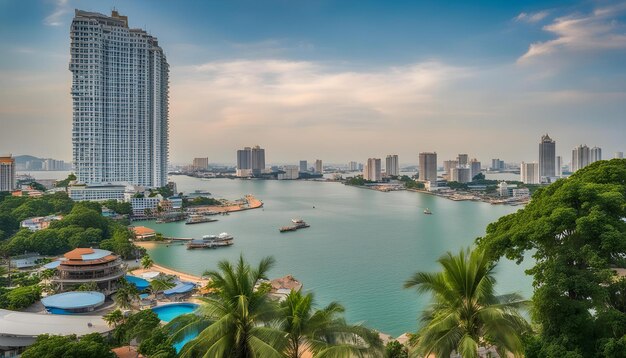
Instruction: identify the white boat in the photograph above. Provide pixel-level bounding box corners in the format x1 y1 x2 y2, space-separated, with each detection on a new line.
423 208 432 215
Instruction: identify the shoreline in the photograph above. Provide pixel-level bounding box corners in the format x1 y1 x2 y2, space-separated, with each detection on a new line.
128 261 209 288
188 194 263 214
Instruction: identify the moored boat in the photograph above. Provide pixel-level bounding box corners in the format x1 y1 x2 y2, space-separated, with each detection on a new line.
187 232 234 249
185 215 218 225
280 219 310 233
423 208 432 215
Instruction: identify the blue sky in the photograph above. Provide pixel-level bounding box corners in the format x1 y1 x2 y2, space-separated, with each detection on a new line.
1 0 625 165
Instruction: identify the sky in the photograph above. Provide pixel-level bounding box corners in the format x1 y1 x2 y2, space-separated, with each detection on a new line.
0 0 625 166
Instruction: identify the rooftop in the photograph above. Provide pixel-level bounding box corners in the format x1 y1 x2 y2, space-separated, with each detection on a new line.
41 291 105 310
0 309 110 338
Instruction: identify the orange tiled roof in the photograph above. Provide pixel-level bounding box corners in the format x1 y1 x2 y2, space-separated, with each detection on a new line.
132 226 156 235
64 248 95 260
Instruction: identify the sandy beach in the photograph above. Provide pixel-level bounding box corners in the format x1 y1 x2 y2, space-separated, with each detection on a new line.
128 262 209 288
190 194 263 213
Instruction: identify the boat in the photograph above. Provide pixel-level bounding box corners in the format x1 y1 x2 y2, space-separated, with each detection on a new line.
187 232 234 249
280 219 310 233
423 208 433 215
185 215 218 225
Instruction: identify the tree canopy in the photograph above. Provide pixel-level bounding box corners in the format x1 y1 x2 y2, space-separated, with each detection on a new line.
21 334 114 358
477 159 626 357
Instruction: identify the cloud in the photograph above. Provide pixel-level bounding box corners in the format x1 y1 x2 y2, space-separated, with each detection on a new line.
515 11 550 23
44 0 70 26
518 3 626 63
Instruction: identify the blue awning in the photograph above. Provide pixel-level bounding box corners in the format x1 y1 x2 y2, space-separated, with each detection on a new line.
164 281 196 295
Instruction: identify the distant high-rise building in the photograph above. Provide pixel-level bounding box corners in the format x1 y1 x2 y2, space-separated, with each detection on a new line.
572 145 590 172
521 162 540 184
469 158 481 179
450 167 472 183
0 155 16 192
363 158 382 182
443 160 458 177
251 146 266 176
418 152 437 183
299 160 308 173
70 10 169 187
556 156 563 177
192 158 209 170
385 155 399 177
236 147 252 177
615 152 624 159
314 159 323 174
539 134 556 180
491 159 505 171
590 146 602 163
43 159 67 171
457 154 469 166
348 161 358 171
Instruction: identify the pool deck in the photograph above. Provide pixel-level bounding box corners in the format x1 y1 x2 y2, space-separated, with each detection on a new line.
128 263 209 288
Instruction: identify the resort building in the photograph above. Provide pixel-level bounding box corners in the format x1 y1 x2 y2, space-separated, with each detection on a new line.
46 248 125 294
130 195 162 217
68 183 128 202
20 215 63 231
0 155 16 192
132 226 157 240
70 10 169 187
418 152 437 183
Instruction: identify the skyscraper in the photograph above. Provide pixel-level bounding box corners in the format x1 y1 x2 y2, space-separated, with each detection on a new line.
590 146 602 163
70 10 169 187
556 156 562 177
418 152 437 183
572 144 590 172
314 159 323 174
363 158 381 182
299 160 308 173
450 167 471 183
539 134 556 180
0 155 16 192
385 155 399 177
469 158 481 179
457 154 469 166
491 159 504 171
192 158 208 170
443 160 458 178
251 146 266 176
348 161 358 171
521 162 540 184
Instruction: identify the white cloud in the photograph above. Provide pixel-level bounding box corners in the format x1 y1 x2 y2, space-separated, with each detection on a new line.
515 11 550 23
518 3 626 63
44 0 70 26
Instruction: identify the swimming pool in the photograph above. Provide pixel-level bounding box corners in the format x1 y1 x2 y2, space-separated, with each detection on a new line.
151 303 198 322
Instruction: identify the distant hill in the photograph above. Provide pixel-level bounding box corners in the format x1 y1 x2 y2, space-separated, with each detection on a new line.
14 155 42 164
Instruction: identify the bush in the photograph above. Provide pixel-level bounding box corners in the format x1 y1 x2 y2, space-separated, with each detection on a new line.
4 285 41 310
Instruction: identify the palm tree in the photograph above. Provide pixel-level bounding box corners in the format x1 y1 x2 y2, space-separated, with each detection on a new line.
103 309 125 328
404 248 530 358
114 278 140 310
149 275 176 299
178 255 286 358
141 254 154 269
279 290 383 358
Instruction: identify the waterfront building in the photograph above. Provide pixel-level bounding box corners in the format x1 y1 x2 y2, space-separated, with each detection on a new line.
572 144 590 172
237 147 252 177
0 155 16 192
497 182 509 197
512 188 530 198
470 158 481 180
192 157 209 170
521 162 540 184
450 167 472 183
299 160 308 173
70 10 169 187
418 152 437 183
47 248 125 294
590 146 602 163
457 154 469 166
490 158 505 171
363 158 382 182
278 166 299 180
443 160 458 178
130 195 162 217
251 146 266 176
539 134 556 181
68 183 129 201
314 159 323 174
132 226 157 240
385 155 399 177
615 152 624 159
556 156 563 177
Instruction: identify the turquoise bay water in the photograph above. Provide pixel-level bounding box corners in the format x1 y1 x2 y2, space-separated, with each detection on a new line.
140 176 533 336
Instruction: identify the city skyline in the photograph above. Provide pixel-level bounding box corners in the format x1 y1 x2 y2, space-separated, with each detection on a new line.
1 1 626 163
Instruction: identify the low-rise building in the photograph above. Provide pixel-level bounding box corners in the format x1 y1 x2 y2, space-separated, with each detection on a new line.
69 183 128 201
512 188 530 198
10 253 44 269
130 195 162 217
20 215 63 231
278 166 299 180
132 226 157 240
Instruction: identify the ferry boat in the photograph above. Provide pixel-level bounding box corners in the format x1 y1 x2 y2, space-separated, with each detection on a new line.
187 232 234 249
185 214 218 225
279 219 310 233
423 208 433 215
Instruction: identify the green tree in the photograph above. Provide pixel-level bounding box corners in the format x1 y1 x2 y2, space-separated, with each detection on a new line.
149 275 175 299
114 278 139 310
21 334 114 358
404 248 529 358
179 255 286 357
384 341 408 358
279 290 382 358
141 254 154 269
138 327 177 358
55 173 77 188
477 159 626 356
103 309 125 328
4 285 41 310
